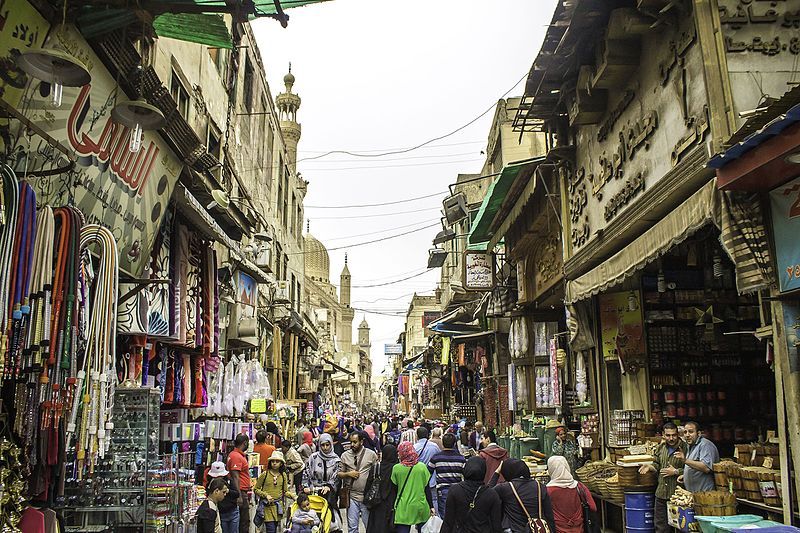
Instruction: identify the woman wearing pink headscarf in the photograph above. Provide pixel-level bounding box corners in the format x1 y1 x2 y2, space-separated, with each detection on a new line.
363 425 380 452
298 431 314 461
391 442 435 533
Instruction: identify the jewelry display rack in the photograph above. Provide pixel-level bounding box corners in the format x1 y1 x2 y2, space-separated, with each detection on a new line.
62 387 160 532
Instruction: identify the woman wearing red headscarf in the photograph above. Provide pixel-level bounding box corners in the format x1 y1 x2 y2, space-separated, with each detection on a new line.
391 442 435 533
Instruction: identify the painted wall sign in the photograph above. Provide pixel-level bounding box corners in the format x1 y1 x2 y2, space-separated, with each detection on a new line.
0 0 50 109
598 290 646 363
463 250 496 291
24 26 181 276
569 10 708 254
769 175 800 293
422 311 441 328
719 0 800 128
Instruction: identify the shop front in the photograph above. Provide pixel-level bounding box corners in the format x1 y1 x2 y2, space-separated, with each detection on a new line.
710 94 800 520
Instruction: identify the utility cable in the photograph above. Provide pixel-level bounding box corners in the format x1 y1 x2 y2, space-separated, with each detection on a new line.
297 72 527 162
306 192 447 209
324 220 439 242
297 140 485 154
310 207 441 220
302 151 481 165
350 269 436 288
352 293 416 304
289 222 440 254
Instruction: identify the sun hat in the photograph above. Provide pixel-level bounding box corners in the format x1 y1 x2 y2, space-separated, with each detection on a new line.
269 450 286 464
208 461 229 478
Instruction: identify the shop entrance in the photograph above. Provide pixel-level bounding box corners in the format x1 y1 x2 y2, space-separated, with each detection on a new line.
642 228 774 456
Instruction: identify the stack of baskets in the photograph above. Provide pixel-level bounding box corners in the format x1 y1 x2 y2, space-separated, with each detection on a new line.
713 461 736 491
606 473 624 503
576 461 613 495
693 491 737 517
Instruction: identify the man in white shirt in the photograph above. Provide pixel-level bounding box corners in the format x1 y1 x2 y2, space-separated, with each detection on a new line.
340 431 379 533
400 419 418 444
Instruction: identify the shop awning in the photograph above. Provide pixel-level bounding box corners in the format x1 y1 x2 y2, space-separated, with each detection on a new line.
77 0 331 44
565 179 774 302
173 184 271 284
468 158 544 246
322 357 354 377
452 330 496 341
708 101 800 192
487 164 552 251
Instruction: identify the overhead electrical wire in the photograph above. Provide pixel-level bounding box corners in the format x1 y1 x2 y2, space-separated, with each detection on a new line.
352 293 416 304
306 192 447 209
239 157 484 174
288 222 440 254
350 269 436 288
302 151 481 164
297 72 528 162
297 140 485 154
310 206 440 220
323 220 439 242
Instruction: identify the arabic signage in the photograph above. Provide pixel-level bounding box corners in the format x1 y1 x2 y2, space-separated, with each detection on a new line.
0 0 50 109
769 176 800 293
422 311 441 328
23 26 182 276
570 11 709 254
384 343 403 356
463 250 496 291
719 0 800 124
598 290 646 363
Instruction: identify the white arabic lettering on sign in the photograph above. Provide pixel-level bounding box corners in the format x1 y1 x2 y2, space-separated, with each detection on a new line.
464 251 494 291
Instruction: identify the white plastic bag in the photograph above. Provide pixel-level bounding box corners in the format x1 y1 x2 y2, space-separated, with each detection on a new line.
421 515 443 533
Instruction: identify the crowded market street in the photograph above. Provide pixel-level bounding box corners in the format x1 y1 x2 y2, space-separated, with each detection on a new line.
1 0 800 532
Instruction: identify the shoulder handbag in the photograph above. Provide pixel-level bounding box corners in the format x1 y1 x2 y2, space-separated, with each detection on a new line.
363 462 382 509
339 449 366 509
389 465 415 530
509 480 551 533
577 484 600 533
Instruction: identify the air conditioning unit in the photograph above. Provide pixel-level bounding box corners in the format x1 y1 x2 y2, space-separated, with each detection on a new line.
274 280 291 304
254 243 272 269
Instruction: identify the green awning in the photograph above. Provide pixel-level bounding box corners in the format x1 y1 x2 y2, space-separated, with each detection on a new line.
468 158 542 246
153 13 233 48
77 0 330 43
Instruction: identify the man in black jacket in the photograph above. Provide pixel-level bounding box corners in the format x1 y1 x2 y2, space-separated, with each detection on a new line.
198 477 229 533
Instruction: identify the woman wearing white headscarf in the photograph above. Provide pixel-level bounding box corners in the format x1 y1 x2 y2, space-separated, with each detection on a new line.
546 456 596 533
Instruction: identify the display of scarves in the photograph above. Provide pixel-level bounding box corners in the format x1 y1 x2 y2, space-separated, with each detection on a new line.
183 232 203 348
549 338 560 407
149 210 177 339
171 223 189 344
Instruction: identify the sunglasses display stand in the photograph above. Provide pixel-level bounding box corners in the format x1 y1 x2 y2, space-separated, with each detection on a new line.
61 387 161 532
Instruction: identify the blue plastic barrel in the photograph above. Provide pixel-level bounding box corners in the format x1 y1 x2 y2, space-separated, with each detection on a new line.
625 492 656 533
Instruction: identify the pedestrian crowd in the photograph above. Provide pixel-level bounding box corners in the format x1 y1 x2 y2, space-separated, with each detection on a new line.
197 414 600 533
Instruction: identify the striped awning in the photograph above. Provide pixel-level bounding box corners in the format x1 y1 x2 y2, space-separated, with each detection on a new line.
566 179 774 303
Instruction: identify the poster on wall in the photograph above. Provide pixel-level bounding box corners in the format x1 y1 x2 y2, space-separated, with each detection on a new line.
22 25 182 277
598 290 646 362
463 250 495 291
769 176 800 293
0 0 50 111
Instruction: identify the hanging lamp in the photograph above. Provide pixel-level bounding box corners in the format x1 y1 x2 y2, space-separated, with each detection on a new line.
111 99 165 153
16 48 90 107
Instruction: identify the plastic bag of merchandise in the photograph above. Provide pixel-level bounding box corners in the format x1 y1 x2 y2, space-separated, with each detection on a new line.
421 515 443 533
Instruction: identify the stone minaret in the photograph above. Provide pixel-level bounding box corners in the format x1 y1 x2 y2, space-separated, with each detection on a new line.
339 254 354 357
340 253 351 308
358 316 371 357
276 64 301 171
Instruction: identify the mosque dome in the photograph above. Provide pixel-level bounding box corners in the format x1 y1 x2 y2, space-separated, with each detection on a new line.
284 71 296 86
304 233 330 283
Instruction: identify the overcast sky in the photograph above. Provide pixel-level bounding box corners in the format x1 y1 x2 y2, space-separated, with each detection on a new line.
252 0 557 380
